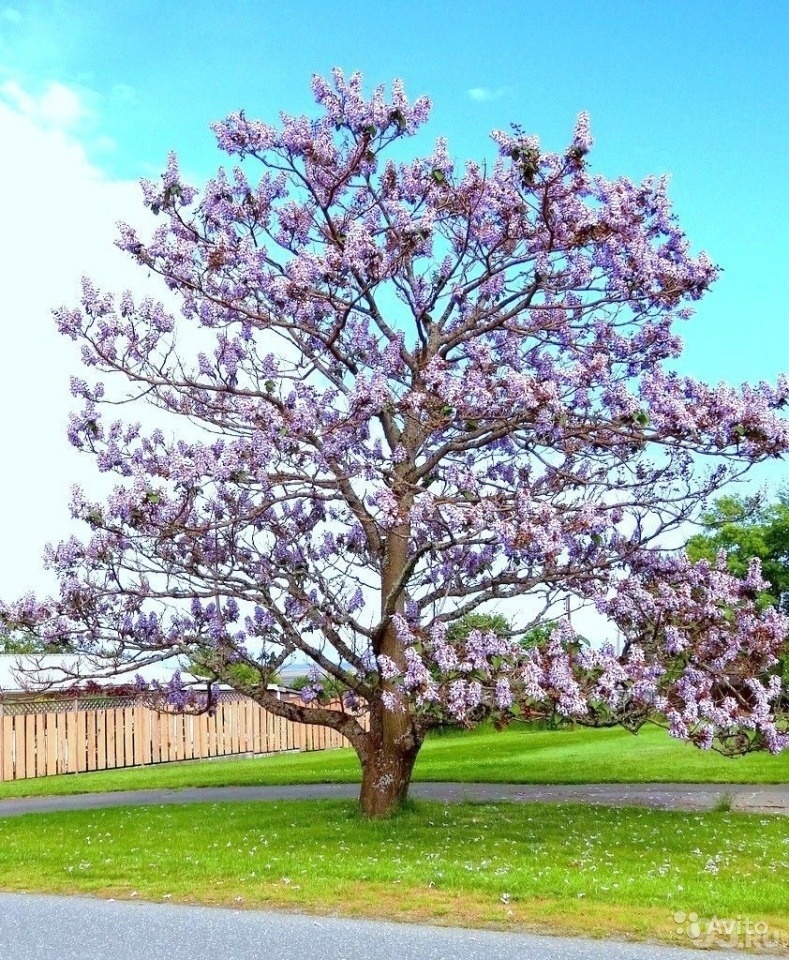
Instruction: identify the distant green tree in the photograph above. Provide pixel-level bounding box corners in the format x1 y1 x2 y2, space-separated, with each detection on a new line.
686 491 789 602
0 631 44 654
289 672 349 700
446 613 512 643
449 613 577 651
189 657 282 689
520 622 557 649
687 489 789 708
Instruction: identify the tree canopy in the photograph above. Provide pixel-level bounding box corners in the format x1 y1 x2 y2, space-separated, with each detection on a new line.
0 632 39 655
2 71 788 815
687 491 789 603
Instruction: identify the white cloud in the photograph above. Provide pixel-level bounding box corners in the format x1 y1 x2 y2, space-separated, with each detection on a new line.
0 78 147 598
467 86 510 103
1 7 21 23
0 78 91 130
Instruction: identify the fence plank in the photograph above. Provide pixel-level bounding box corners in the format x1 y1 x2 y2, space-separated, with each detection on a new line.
171 713 182 763
229 701 241 754
214 704 224 757
272 709 281 753
33 714 45 778
171 713 181 762
1 715 14 781
211 705 221 757
241 700 251 753
21 714 34 780
278 713 286 753
85 710 96 772
105 713 115 770
117 707 126 766
95 711 106 770
68 711 77 774
149 708 160 764
194 712 206 759
159 712 171 763
134 707 147 766
184 715 194 760
205 710 214 757
261 705 270 753
220 702 229 756
250 705 260 755
31 715 41 778
183 713 192 760
238 701 247 753
174 714 183 761
56 713 67 775
49 713 58 776
123 708 133 767
207 708 218 757
227 700 237 755
117 708 127 766
278 709 286 752
112 708 123 769
248 701 257 753
75 710 88 773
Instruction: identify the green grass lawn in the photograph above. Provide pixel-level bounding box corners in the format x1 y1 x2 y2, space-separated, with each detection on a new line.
0 799 786 947
0 722 786 799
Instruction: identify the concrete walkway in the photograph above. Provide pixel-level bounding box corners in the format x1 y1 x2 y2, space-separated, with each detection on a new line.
0 781 787 817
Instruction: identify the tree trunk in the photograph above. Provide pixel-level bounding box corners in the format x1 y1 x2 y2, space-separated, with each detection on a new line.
357 699 422 817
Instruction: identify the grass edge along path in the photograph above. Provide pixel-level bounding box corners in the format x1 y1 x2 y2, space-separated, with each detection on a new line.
0 799 786 951
0 724 787 799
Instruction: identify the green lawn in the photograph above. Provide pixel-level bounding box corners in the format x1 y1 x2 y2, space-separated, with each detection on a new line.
0 799 786 947
0 723 786 799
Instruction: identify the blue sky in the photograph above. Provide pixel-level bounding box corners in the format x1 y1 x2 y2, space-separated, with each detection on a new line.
2 0 786 378
0 0 787 593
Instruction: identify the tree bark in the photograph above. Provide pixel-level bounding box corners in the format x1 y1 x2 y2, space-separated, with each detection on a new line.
357 699 422 817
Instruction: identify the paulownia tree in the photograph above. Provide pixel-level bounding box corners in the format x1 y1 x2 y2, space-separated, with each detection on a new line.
3 71 789 816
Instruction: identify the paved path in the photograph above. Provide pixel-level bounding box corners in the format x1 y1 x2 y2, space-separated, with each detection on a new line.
0 892 767 960
0 781 787 817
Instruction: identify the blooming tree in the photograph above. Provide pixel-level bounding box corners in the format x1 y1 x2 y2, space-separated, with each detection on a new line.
3 71 788 815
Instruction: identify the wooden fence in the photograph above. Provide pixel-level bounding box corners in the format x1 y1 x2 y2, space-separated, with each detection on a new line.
0 697 349 782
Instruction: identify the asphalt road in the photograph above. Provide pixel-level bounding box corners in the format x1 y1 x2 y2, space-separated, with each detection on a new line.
0 781 787 817
0 893 763 960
